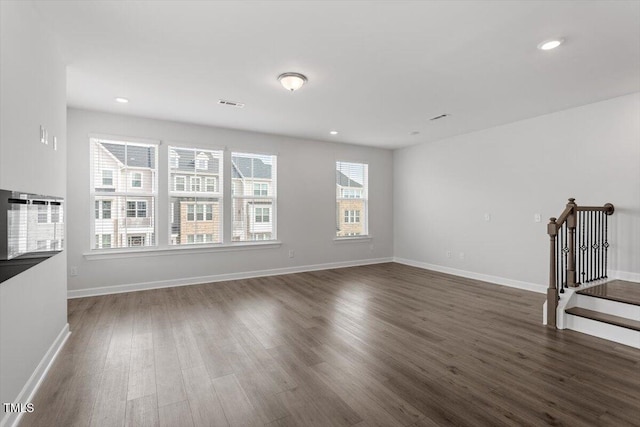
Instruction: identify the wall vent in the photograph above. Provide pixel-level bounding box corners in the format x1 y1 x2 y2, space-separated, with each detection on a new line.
430 113 450 121
218 99 245 108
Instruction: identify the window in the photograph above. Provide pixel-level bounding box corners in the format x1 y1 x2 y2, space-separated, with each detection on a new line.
341 188 362 199
253 183 268 196
255 207 270 223
94 234 112 249
102 170 113 186
344 210 360 223
205 177 217 192
95 200 112 219
190 176 201 192
51 205 61 223
169 150 180 169
186 203 213 221
127 201 147 218
232 152 277 242
91 137 157 249
37 204 48 223
169 146 223 246
336 161 368 237
174 176 186 191
128 235 145 247
131 172 142 188
195 153 209 170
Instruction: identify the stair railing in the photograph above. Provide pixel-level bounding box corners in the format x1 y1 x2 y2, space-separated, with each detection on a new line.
546 198 614 327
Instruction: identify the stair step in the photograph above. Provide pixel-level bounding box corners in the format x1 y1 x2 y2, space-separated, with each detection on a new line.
565 307 640 332
576 280 640 306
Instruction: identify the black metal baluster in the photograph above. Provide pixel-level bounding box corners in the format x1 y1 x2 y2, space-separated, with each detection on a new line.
563 223 567 290
604 211 609 278
557 227 562 293
588 211 593 282
596 211 601 280
597 211 602 280
600 211 605 279
577 211 581 285
580 212 586 283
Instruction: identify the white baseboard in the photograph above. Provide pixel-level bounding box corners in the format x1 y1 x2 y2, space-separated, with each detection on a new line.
393 257 546 294
1 323 70 427
68 257 394 299
611 269 640 283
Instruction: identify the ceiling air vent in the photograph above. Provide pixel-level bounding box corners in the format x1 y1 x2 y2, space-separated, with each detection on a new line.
218 99 245 108
430 113 450 121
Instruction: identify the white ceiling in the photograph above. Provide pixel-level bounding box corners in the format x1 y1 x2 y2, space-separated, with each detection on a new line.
34 0 640 149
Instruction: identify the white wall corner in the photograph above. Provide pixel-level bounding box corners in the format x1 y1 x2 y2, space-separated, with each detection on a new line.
393 257 546 294
0 323 70 427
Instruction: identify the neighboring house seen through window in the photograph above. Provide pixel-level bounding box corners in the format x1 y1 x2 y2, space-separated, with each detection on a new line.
336 161 368 237
91 137 158 249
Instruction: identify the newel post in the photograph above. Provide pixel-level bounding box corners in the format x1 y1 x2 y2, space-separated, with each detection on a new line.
547 217 558 327
566 198 578 287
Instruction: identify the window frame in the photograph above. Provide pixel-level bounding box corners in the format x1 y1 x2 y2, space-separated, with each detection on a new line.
88 138 283 255
231 152 278 243
336 161 369 238
131 172 142 188
90 136 159 251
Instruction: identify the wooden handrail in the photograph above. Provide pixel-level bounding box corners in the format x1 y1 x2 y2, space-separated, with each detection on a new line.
546 198 614 328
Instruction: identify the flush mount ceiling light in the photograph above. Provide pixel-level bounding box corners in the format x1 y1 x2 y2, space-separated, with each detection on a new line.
538 38 564 51
329 130 339 135
115 97 129 104
278 72 307 92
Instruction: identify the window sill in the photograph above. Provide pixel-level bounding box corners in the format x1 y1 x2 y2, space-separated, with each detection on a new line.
84 241 282 260
333 236 372 243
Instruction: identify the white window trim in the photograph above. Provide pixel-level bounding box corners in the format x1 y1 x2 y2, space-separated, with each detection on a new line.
89 136 159 250
336 160 369 238
190 176 201 192
84 240 283 260
131 172 142 188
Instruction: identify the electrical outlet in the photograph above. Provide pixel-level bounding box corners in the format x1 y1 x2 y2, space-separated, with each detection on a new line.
459 252 465 260
534 213 541 223
70 266 78 277
288 250 295 258
369 243 374 251
446 251 452 258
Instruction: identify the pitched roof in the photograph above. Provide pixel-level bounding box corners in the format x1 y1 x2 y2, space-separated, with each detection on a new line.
336 170 362 188
100 142 156 168
231 156 272 179
170 148 219 173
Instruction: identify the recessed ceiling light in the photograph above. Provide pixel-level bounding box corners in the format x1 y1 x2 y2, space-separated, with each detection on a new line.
329 130 339 135
115 97 129 104
537 38 564 51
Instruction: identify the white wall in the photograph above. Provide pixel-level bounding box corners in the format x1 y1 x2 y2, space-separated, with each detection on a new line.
394 93 640 290
67 108 393 294
0 1 68 424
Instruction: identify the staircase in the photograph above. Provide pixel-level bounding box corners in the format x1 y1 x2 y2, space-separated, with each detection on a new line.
565 281 640 348
542 198 640 348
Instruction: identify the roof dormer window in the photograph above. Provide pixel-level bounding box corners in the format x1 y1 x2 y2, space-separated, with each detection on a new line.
195 152 208 170
169 149 179 169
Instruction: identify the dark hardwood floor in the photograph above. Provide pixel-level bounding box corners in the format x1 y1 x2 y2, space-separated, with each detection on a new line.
20 263 640 426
